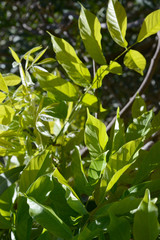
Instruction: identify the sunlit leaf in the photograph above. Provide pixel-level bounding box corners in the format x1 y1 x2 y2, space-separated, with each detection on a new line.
109 61 122 75
9 47 20 63
0 105 15 125
124 49 146 75
49 33 91 87
79 4 106 64
3 73 21 86
84 109 108 158
0 73 8 93
106 0 128 47
137 9 160 42
92 65 109 89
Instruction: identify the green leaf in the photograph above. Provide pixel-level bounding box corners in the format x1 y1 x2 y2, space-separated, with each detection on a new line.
0 166 24 196
106 0 128 48
88 152 107 182
126 110 154 141
0 92 6 103
108 214 131 240
26 174 54 203
137 9 160 43
132 95 147 118
2 73 21 86
82 93 106 112
134 141 160 184
27 197 73 240
109 61 122 75
106 138 142 191
133 189 159 240
9 47 20 63
0 105 15 125
78 4 106 65
92 65 109 89
33 68 79 101
84 109 108 158
109 108 125 153
19 151 53 192
49 33 91 87
31 47 48 66
37 58 56 65
71 146 88 195
53 168 88 215
16 197 32 240
22 46 42 61
124 49 146 75
0 73 8 93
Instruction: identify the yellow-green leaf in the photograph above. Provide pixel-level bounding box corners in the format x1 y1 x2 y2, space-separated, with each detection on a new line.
92 65 109 89
49 33 91 87
124 49 146 75
0 105 15 125
0 92 6 103
137 9 160 43
0 73 8 93
9 47 20 63
78 4 106 65
106 0 128 48
3 74 21 86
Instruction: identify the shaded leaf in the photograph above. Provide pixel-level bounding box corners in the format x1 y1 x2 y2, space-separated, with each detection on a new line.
132 95 147 118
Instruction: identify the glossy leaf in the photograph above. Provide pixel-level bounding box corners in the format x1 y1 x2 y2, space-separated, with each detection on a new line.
92 65 109 89
84 109 108 158
88 152 107 182
0 73 8 93
133 189 159 240
124 49 146 75
34 68 79 101
137 9 160 43
53 168 88 215
106 0 128 48
132 95 147 118
3 73 21 86
27 197 73 240
126 110 154 141
49 33 91 87
0 166 24 196
26 174 54 203
79 4 106 65
106 138 142 191
19 151 52 192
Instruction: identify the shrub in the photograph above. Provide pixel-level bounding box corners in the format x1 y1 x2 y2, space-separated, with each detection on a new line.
0 1 160 239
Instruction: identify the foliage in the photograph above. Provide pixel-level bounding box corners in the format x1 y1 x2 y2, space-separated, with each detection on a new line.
0 1 160 239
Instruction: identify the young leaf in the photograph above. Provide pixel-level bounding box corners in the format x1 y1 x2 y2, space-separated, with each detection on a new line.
27 197 73 240
109 61 122 75
132 95 147 118
82 93 106 112
49 33 91 87
0 92 6 103
84 109 108 158
92 65 109 89
0 105 15 125
9 47 20 63
106 0 128 48
124 49 146 75
78 4 106 65
37 58 56 65
0 73 8 93
137 9 160 43
22 46 42 61
133 189 159 240
3 74 21 86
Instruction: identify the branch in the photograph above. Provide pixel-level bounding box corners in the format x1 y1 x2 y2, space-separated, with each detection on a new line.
106 31 160 133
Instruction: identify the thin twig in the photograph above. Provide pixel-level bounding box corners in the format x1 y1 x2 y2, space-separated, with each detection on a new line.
106 31 160 133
